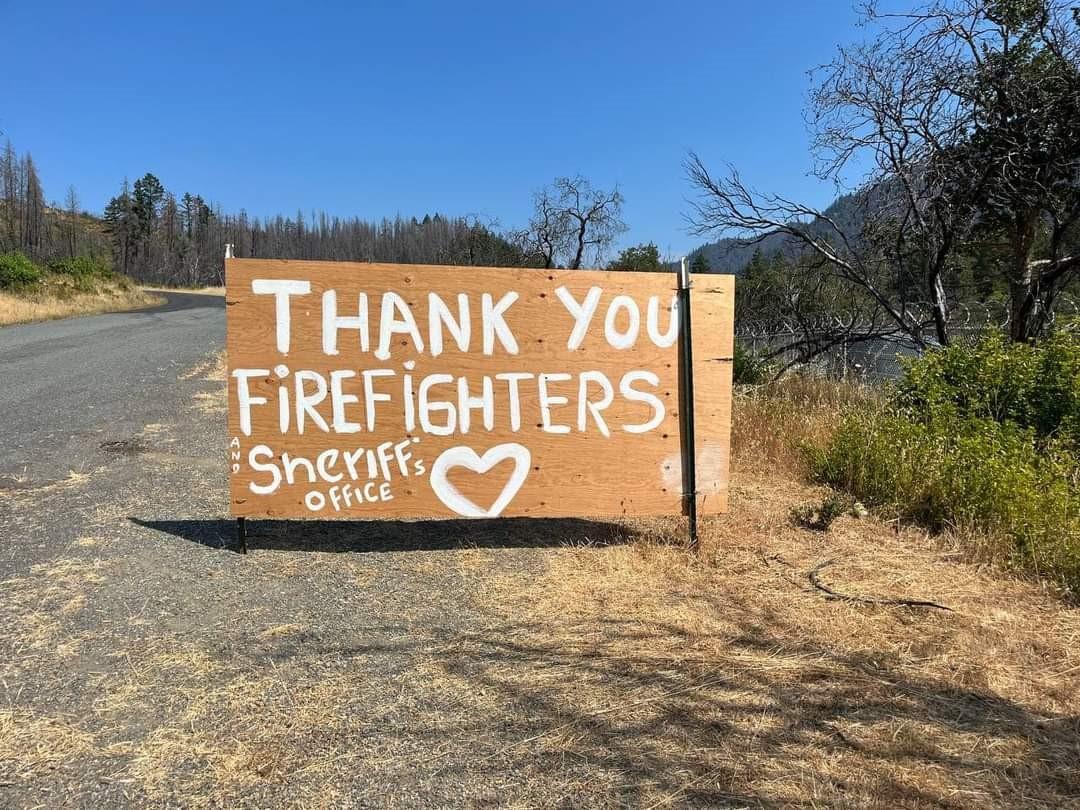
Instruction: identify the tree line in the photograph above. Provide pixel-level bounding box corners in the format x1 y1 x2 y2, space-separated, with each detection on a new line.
0 140 652 288
0 142 109 264
0 129 697 290
99 173 547 286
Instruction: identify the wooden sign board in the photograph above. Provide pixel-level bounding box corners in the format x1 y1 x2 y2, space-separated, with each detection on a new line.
226 259 733 520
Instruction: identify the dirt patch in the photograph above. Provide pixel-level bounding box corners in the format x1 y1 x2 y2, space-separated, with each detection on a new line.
100 438 149 456
143 286 225 297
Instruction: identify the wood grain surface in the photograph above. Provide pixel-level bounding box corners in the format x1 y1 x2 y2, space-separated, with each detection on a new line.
226 258 732 519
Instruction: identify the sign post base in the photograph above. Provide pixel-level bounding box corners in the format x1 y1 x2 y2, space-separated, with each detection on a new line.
236 516 247 554
677 257 699 552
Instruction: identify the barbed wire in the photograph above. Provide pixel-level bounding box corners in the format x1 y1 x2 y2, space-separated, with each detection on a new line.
735 296 1080 380
734 296 1080 339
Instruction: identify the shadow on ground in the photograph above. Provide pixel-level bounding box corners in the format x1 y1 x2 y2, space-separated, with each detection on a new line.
248 614 1080 807
130 515 643 553
8 516 1079 806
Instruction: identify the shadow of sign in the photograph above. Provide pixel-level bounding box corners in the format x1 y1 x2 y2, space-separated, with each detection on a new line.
130 516 642 554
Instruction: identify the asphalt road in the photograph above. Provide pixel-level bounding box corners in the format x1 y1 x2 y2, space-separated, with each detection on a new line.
0 292 225 487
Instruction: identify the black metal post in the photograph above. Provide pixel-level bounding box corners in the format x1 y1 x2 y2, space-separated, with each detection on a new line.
228 244 245 556
237 516 248 554
677 258 699 551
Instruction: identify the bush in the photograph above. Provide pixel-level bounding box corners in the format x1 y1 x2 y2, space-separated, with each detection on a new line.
48 255 112 279
0 252 44 289
790 492 855 532
734 342 770 384
895 332 1080 446
808 333 1080 595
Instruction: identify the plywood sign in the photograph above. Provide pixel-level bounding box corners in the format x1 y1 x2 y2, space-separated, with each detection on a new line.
226 259 733 520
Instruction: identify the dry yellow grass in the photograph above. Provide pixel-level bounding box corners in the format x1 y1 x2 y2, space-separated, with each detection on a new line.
0 559 107 652
142 285 225 296
473 471 1080 807
257 623 306 640
0 281 161 326
6 490 1077 807
192 390 227 415
0 710 95 780
82 640 365 807
180 350 227 382
731 376 877 475
0 469 94 505
187 351 228 416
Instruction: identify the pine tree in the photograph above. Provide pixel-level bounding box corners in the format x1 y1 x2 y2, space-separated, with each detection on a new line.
609 242 662 272
742 248 767 280
689 252 710 274
21 154 45 257
104 180 137 275
132 173 164 236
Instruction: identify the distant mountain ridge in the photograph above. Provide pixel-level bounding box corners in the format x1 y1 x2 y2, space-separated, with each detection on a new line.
686 192 865 274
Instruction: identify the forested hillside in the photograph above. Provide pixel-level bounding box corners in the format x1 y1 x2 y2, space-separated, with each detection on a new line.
0 140 537 288
0 143 111 265
687 193 865 275
1 135 895 295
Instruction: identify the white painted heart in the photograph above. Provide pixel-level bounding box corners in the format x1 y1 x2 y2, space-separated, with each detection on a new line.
429 443 531 518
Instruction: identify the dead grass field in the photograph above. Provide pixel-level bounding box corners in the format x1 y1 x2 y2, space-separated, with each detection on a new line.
141 285 225 297
1 366 1078 807
473 474 1080 806
0 278 161 326
730 376 879 476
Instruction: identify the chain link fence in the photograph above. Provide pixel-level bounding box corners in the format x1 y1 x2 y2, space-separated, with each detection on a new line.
736 298 1080 381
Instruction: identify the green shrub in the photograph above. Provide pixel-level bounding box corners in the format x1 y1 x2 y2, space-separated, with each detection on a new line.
808 332 1080 596
895 332 1080 446
734 342 770 384
48 255 112 279
804 407 928 513
790 492 854 532
0 252 44 289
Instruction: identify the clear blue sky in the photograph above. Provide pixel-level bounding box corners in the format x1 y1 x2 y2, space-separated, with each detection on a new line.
2 1 862 257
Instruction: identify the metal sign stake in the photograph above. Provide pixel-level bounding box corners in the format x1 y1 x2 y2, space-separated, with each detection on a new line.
226 244 246 554
236 516 248 554
677 257 699 551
